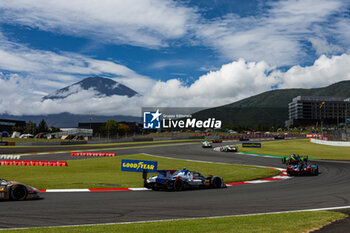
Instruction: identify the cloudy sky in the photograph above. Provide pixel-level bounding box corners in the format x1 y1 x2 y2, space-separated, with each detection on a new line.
0 0 349 116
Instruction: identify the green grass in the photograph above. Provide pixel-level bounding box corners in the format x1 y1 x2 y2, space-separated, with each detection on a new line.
0 154 279 189
238 139 350 160
1 211 346 233
2 142 199 156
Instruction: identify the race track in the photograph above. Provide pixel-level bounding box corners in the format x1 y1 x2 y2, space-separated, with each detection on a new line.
1 141 350 229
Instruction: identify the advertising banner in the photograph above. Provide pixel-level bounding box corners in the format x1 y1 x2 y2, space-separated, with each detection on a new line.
121 159 158 172
242 142 261 148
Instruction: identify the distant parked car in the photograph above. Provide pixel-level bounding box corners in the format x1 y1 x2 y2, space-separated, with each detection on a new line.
1 131 9 137
19 134 34 139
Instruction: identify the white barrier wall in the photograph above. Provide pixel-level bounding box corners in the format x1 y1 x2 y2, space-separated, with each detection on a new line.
0 155 21 159
310 138 350 147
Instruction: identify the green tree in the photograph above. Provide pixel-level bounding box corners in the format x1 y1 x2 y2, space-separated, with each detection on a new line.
24 121 37 135
49 126 61 133
12 126 24 134
100 120 119 137
37 119 49 133
118 123 130 135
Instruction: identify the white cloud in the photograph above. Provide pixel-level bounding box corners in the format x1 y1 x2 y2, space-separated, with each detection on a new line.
334 18 350 50
194 0 347 66
278 54 350 88
0 0 348 67
308 37 343 56
2 54 349 117
0 0 195 48
0 0 349 118
0 31 155 94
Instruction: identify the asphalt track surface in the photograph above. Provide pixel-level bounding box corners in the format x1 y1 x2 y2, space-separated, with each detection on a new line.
1 141 350 230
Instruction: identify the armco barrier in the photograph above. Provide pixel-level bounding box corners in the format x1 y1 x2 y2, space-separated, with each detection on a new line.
71 152 116 157
0 160 68 166
132 138 154 142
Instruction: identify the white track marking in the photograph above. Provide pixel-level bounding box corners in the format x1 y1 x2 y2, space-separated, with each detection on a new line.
44 189 90 192
128 188 149 191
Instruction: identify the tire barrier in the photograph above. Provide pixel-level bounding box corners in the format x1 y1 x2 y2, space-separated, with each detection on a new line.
0 155 21 160
0 160 68 166
71 152 116 157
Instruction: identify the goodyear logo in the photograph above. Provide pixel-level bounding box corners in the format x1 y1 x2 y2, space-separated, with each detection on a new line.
242 142 261 148
121 159 158 172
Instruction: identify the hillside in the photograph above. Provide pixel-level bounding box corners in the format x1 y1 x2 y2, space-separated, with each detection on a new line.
0 113 140 128
43 76 138 100
194 80 350 128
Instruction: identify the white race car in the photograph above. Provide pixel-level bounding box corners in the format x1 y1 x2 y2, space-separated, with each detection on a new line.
202 141 212 148
219 145 238 152
0 178 40 201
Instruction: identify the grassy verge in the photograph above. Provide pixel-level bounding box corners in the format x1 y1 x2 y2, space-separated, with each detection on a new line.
0 154 279 189
1 211 346 233
238 139 350 160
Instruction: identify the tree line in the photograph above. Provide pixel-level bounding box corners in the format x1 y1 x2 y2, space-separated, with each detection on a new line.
12 119 60 135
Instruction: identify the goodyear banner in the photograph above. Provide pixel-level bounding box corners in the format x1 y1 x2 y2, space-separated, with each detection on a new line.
242 142 261 148
121 159 158 172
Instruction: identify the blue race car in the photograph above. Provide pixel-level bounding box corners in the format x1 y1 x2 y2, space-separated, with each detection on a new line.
143 169 226 191
286 161 319 176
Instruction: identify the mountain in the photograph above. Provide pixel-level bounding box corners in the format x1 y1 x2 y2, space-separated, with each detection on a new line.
0 113 140 128
194 80 350 128
43 77 138 100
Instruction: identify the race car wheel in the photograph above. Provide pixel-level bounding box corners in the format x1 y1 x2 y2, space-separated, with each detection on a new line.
10 185 28 201
173 179 184 191
315 167 319 176
282 157 286 164
211 177 222 188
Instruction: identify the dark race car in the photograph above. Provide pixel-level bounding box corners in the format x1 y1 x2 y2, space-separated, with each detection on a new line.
211 139 223 143
0 178 40 201
282 154 308 165
143 169 226 191
286 161 319 176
